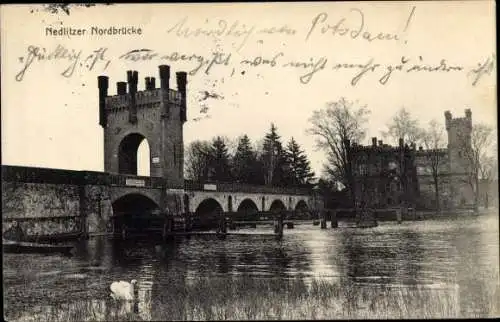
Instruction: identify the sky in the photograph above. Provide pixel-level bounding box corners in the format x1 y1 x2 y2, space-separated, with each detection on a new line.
1 2 496 177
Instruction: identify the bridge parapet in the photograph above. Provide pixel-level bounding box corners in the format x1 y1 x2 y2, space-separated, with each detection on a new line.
2 165 83 184
184 180 313 196
1 165 167 189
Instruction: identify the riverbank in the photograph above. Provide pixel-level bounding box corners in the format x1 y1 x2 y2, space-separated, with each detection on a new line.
10 272 499 321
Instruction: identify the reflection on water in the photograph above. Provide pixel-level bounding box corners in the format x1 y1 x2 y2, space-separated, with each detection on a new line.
3 213 499 320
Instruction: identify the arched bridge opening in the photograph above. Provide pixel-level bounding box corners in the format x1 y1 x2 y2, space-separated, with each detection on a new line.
235 198 260 221
118 133 150 176
193 198 224 231
294 200 310 219
269 199 287 214
112 193 162 233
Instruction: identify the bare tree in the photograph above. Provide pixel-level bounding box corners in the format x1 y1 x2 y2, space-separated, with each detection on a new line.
184 140 212 182
479 154 498 208
306 97 371 205
420 119 448 212
382 107 424 145
458 123 495 211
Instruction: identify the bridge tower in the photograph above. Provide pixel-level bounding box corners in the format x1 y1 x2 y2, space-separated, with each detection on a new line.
98 65 187 189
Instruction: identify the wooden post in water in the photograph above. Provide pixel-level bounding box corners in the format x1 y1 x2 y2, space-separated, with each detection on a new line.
216 215 227 240
331 210 338 228
396 207 402 224
274 212 284 239
184 213 193 232
162 215 173 241
320 210 327 229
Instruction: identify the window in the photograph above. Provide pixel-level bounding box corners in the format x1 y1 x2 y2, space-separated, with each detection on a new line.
358 164 368 175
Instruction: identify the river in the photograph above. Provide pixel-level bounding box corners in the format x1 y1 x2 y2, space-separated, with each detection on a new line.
3 211 499 320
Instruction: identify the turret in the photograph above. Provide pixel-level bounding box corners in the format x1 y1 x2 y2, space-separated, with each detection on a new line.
176 71 188 122
116 81 127 95
465 108 472 129
127 70 138 124
145 77 156 90
98 76 109 128
465 108 471 119
444 110 452 130
159 65 170 91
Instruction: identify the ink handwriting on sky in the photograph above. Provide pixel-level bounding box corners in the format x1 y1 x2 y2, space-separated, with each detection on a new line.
15 44 495 88
15 44 110 82
164 6 416 52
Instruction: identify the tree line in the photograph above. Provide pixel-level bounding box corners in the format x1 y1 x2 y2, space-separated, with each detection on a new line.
184 123 316 187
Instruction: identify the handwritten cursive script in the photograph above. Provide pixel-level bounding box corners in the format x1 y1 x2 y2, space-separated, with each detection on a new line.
166 17 255 52
305 8 402 43
16 44 110 81
15 44 494 89
469 54 496 86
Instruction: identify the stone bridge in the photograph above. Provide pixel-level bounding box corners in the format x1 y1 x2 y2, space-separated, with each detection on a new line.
2 165 321 237
184 181 314 215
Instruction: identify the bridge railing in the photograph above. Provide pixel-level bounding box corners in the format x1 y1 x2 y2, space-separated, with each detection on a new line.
184 180 313 195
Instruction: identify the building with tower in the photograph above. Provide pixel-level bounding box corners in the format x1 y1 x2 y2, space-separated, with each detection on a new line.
350 109 475 210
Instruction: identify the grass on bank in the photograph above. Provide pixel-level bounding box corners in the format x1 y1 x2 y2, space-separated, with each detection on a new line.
7 271 499 321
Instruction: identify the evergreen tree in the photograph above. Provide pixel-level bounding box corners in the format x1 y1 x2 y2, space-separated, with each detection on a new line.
284 137 316 186
261 123 287 186
232 135 259 184
209 136 233 182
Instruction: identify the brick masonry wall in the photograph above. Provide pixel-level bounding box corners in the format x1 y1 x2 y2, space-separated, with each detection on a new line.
2 181 81 235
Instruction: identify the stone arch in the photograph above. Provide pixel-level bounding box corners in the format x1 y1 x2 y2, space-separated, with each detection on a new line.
110 188 161 209
195 198 224 216
294 199 309 219
118 132 150 175
190 194 227 213
112 193 160 216
137 139 151 176
295 199 308 210
236 198 259 215
111 193 162 232
269 199 286 212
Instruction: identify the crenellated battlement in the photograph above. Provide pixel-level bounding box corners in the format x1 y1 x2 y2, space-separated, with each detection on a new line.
444 109 472 131
105 88 182 111
98 65 188 127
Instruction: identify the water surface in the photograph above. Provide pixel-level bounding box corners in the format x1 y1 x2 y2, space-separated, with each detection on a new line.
3 212 499 320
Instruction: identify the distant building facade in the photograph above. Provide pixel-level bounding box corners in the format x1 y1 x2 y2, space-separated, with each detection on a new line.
349 109 475 210
348 138 420 209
